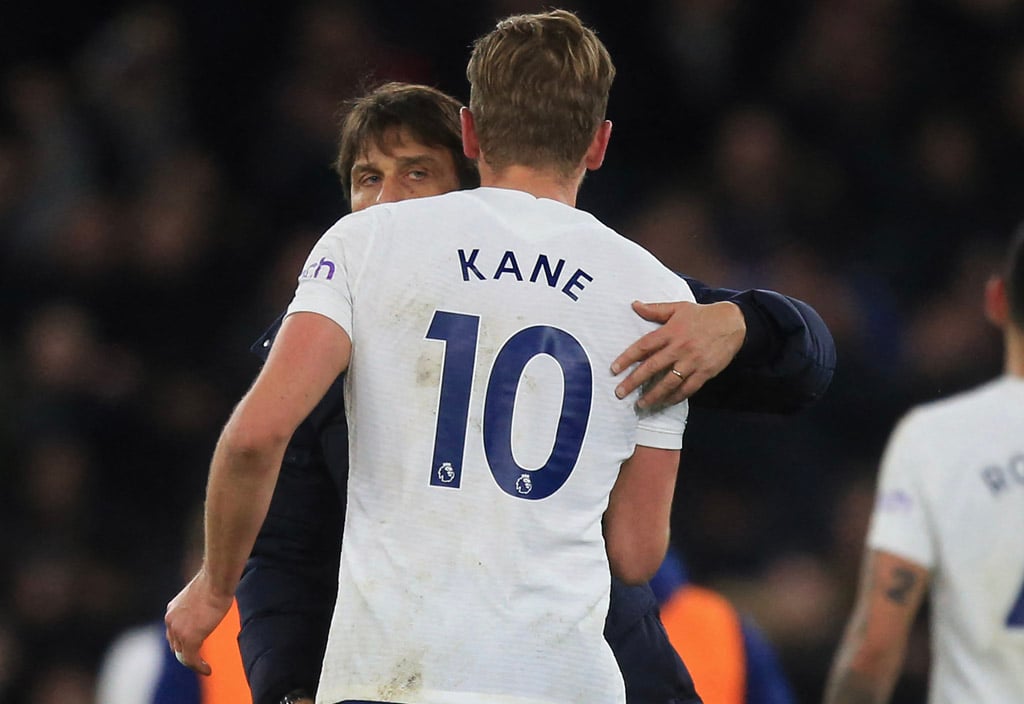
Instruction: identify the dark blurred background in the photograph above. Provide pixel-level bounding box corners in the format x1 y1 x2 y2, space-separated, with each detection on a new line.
1 0 1021 702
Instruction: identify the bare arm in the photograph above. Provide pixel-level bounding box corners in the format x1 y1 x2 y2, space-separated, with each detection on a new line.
165 311 351 675
824 549 930 704
603 445 680 585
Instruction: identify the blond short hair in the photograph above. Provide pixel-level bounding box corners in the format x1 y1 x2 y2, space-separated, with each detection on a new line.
466 9 615 178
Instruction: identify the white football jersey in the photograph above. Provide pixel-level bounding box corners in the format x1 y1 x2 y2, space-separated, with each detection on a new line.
287 187 693 704
867 375 1024 704
95 624 167 704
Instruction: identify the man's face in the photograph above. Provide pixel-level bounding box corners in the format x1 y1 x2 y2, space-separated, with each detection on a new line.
349 127 462 212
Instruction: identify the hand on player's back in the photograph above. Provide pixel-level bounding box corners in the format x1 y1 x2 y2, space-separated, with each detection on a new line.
613 300 745 407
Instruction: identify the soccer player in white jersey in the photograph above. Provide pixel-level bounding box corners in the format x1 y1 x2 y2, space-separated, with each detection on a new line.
824 225 1024 704
166 9 694 704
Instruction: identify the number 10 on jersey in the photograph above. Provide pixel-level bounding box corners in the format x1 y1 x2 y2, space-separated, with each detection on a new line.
425 310 593 501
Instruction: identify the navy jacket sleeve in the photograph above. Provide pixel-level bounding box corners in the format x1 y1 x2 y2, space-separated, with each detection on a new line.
235 314 348 704
683 277 836 414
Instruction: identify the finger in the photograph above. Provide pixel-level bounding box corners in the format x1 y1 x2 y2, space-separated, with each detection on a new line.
678 371 711 400
631 300 678 324
616 349 684 399
646 385 686 409
177 646 212 676
636 372 682 408
611 328 668 375
165 626 182 656
639 370 709 407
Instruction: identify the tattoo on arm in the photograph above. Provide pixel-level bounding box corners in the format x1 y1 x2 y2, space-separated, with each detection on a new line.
826 555 925 704
884 567 918 605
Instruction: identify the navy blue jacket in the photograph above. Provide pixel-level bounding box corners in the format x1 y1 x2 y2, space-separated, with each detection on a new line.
235 279 835 704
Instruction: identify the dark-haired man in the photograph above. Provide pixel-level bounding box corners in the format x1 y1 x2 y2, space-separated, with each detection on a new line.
177 57 834 704
233 79 833 704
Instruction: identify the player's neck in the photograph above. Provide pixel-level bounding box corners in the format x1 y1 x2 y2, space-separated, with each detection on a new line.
478 162 583 207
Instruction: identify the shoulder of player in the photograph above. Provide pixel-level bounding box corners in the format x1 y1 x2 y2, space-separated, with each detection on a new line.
310 208 382 247
343 190 473 231
890 378 1007 452
607 229 694 295
910 378 1007 423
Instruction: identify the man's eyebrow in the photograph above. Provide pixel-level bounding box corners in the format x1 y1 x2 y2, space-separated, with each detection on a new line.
394 153 442 168
350 162 380 176
352 153 440 172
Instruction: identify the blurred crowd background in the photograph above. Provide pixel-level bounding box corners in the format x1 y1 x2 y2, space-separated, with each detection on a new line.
1 0 1022 702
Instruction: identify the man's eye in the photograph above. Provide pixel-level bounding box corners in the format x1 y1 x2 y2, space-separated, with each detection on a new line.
408 169 429 181
359 174 381 186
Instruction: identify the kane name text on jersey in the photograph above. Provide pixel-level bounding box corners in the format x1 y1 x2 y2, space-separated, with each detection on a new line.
458 248 593 301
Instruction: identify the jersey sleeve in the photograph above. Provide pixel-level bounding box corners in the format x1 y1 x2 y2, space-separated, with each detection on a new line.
866 410 936 568
682 277 836 414
286 210 379 334
636 399 688 449
634 271 694 449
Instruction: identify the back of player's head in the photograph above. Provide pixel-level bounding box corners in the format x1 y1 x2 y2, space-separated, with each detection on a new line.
1006 221 1024 329
334 82 479 203
466 9 615 178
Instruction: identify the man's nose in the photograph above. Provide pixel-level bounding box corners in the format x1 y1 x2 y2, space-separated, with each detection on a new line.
376 178 403 204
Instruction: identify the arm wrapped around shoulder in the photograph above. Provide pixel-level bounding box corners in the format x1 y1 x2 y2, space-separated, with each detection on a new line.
686 282 836 414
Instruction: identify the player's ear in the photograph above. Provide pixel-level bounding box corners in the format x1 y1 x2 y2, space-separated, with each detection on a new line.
461 107 480 159
584 120 612 171
984 275 1009 328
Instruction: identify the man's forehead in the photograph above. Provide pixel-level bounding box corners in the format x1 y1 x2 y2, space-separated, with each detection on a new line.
356 127 428 158
355 126 442 163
